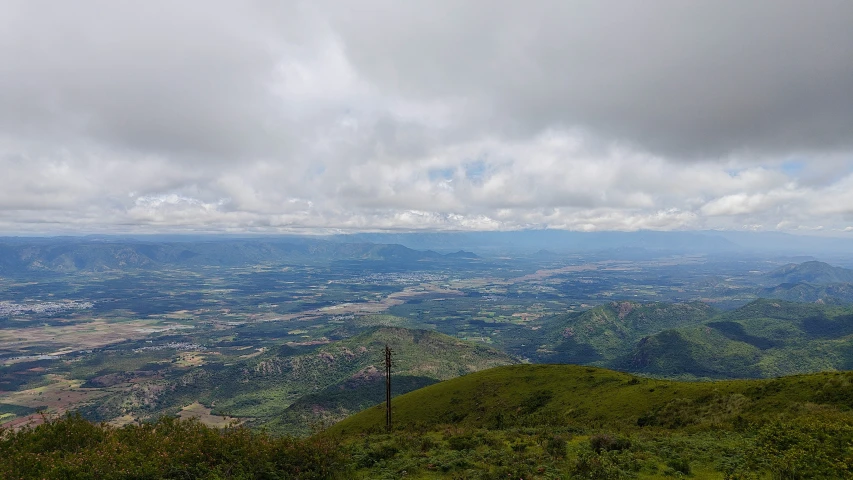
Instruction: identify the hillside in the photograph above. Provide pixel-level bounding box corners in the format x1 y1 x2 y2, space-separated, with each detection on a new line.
529 301 716 365
622 299 853 378
763 260 853 285
758 280 853 304
5 364 853 479
79 327 517 435
329 364 853 478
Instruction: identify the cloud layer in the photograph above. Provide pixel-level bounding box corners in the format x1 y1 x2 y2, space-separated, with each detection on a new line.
1 1 852 234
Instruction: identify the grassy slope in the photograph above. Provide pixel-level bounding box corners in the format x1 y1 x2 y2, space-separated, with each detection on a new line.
327 364 853 479
331 364 853 435
6 364 853 479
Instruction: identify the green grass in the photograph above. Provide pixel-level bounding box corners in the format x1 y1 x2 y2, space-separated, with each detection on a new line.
331 364 853 434
326 364 853 478
5 365 853 479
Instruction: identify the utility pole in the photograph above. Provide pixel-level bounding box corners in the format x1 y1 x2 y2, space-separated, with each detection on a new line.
384 344 393 432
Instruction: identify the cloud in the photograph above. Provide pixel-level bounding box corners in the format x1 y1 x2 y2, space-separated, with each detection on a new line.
0 1 852 234
323 0 853 158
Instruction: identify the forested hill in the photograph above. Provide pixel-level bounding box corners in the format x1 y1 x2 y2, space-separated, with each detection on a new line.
763 260 853 284
498 298 853 380
621 299 853 378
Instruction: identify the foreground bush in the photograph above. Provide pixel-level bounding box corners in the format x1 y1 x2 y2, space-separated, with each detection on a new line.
0 414 345 479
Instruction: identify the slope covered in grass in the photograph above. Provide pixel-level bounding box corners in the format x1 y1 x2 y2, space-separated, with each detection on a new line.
328 364 853 479
331 364 853 434
6 364 853 479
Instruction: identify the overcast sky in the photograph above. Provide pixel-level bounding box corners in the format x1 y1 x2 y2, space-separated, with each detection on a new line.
2 1 852 235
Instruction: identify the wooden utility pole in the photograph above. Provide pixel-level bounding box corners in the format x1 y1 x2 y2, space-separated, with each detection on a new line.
384 344 393 432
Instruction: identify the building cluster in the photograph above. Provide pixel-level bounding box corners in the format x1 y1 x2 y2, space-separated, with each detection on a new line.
0 300 94 316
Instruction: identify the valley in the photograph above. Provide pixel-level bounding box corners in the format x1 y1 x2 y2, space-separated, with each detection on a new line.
2 234 853 441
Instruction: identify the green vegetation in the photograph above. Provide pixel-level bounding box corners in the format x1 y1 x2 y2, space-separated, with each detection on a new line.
521 301 716 365
79 327 516 436
0 414 344 479
764 261 853 285
624 299 853 378
5 365 853 479
329 364 853 478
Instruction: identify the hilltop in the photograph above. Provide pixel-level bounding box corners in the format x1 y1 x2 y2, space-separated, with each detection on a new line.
328 364 853 478
332 363 853 434
763 260 853 285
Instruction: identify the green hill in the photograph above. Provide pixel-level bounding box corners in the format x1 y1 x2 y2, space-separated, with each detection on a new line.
758 281 853 304
331 363 853 434
622 299 853 379
763 260 853 285
502 301 716 365
328 364 853 478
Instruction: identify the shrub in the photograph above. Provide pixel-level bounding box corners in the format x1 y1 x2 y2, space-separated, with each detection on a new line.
546 434 568 458
572 450 636 480
0 413 345 479
590 433 632 453
666 457 691 475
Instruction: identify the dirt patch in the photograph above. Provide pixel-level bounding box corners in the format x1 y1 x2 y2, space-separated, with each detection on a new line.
177 401 242 428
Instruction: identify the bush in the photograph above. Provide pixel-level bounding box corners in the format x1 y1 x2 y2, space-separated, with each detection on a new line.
666 457 691 475
546 434 567 458
590 433 632 453
572 450 636 480
0 413 345 479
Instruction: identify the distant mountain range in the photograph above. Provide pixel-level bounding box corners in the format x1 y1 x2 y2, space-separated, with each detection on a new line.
0 238 479 273
4 230 853 266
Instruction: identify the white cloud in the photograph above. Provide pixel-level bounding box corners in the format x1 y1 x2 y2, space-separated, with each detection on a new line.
0 1 852 234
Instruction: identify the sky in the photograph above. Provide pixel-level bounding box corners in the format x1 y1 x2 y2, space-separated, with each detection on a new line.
2 1 853 235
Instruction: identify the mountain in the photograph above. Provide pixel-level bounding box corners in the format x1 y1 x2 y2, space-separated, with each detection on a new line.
758 281 853 304
80 327 517 435
500 301 717 365
334 230 742 254
443 250 479 259
0 238 471 273
763 260 853 284
621 299 853 378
